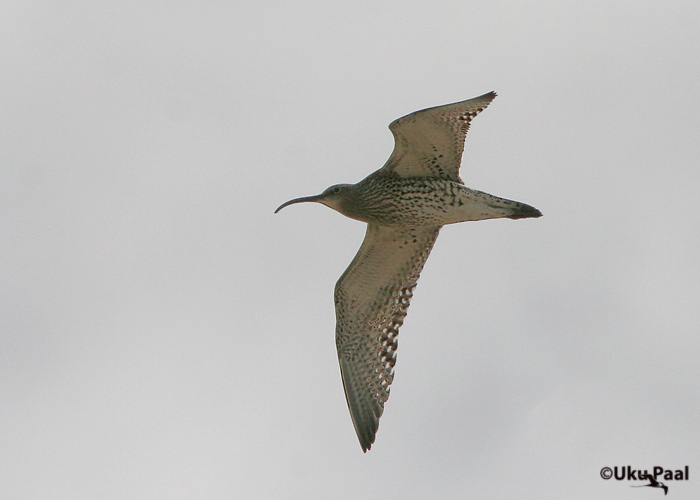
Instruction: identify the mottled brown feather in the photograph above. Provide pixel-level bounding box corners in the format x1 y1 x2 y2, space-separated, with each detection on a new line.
334 224 440 451
380 91 497 182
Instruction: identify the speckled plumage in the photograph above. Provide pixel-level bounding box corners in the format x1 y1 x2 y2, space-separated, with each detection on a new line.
276 92 541 452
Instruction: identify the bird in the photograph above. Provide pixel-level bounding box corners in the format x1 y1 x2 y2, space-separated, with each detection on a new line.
275 91 542 451
632 475 669 495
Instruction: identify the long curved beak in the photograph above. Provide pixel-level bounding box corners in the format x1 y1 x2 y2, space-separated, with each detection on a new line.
274 194 323 213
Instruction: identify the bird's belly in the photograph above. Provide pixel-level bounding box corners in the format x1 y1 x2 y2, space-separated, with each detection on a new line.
353 179 528 226
384 183 520 225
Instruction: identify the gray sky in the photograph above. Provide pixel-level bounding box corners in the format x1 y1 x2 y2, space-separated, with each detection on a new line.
2 1 699 499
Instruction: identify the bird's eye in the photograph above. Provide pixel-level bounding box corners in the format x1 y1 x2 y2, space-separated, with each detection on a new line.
332 187 342 194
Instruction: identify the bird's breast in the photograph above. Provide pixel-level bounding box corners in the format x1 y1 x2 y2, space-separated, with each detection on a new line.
351 178 462 226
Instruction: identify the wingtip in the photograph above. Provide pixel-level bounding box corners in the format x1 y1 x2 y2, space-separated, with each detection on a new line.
353 418 378 453
358 426 376 453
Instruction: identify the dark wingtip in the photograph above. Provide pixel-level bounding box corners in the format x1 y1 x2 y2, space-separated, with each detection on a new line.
355 417 378 453
358 427 376 453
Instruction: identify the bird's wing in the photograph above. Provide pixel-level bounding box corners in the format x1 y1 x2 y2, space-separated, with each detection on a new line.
334 224 440 451
378 91 497 183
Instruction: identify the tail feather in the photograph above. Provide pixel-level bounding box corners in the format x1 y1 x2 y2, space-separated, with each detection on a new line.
507 202 542 219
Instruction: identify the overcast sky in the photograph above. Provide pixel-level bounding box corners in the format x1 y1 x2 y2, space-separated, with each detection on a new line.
2 1 699 499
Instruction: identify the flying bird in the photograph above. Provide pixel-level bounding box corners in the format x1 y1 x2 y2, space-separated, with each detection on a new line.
276 92 542 451
632 475 669 495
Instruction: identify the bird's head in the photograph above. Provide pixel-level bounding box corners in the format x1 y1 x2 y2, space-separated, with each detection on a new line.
275 184 354 214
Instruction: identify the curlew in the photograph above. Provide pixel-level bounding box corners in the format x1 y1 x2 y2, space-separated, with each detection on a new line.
275 92 541 451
